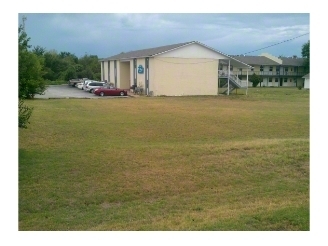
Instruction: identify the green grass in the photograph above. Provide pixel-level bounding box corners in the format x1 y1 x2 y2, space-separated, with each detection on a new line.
19 87 309 230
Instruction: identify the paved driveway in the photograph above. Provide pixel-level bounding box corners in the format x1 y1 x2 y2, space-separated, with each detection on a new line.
34 85 129 99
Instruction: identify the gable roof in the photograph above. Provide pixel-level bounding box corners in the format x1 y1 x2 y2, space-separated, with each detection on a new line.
99 41 252 68
230 56 280 66
302 73 310 79
230 55 305 67
100 42 194 61
280 57 305 66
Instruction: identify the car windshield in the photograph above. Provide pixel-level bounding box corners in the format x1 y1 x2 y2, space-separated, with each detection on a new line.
103 85 115 89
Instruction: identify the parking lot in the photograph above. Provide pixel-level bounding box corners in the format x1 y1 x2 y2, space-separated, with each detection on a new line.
34 85 130 99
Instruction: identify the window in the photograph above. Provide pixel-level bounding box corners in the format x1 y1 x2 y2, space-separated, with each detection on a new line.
275 78 278 82
290 79 292 82
230 65 233 71
260 65 264 71
269 66 273 71
284 78 287 82
290 68 293 72
269 78 272 82
284 67 288 72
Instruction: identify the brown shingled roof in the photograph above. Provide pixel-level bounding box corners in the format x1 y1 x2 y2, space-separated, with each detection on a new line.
280 57 305 66
102 41 194 60
230 56 280 66
231 55 305 66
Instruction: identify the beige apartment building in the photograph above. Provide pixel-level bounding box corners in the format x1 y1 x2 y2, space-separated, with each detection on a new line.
230 53 308 88
99 41 251 96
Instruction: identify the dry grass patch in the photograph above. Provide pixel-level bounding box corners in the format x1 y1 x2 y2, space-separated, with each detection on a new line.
19 87 309 230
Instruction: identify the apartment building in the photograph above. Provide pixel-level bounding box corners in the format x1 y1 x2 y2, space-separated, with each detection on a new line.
230 53 308 87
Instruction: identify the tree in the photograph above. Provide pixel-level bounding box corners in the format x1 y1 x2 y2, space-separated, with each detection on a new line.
19 16 43 128
249 73 263 87
32 45 46 56
302 41 310 73
19 17 46 99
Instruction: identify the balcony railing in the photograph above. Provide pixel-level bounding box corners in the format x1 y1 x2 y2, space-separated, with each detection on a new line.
233 71 308 77
218 70 248 88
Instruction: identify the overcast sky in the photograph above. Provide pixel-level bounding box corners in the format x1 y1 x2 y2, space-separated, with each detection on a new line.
18 12 309 59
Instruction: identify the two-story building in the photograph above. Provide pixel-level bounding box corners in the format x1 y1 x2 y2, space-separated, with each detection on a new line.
99 41 251 96
230 53 308 87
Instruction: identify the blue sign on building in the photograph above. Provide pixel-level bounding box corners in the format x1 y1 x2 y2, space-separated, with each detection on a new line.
138 65 144 74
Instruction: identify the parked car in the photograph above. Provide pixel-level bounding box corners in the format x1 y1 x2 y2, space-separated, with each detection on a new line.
94 86 128 96
68 78 89 87
84 81 105 93
76 81 84 90
82 80 94 91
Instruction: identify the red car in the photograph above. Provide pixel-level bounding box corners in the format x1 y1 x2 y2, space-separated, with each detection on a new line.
94 86 128 97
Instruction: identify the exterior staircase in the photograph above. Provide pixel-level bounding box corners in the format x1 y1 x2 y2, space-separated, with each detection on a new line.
219 70 248 95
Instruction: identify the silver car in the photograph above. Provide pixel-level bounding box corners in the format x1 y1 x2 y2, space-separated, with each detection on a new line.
84 81 106 93
82 80 97 91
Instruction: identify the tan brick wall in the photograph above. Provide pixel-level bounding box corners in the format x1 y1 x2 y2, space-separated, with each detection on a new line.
136 58 146 88
119 61 130 89
109 61 115 84
151 57 218 96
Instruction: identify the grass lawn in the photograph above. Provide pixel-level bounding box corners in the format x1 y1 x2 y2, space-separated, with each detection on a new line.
19 87 310 230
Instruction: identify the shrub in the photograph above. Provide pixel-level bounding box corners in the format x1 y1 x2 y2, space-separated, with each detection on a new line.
19 99 33 129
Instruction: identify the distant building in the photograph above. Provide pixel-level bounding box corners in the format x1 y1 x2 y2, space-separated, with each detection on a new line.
230 53 308 88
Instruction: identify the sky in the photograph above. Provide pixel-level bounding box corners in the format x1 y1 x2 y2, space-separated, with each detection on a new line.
18 13 310 59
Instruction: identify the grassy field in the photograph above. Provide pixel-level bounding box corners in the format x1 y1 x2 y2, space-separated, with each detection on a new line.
19 87 309 231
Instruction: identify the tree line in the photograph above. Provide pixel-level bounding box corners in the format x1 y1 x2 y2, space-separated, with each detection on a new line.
33 47 101 83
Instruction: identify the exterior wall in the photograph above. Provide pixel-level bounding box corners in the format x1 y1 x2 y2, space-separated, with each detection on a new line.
102 61 109 82
130 60 134 87
236 64 306 87
157 43 230 60
304 78 310 89
100 61 104 81
151 57 218 96
135 58 146 88
119 61 130 89
109 61 115 84
116 61 120 87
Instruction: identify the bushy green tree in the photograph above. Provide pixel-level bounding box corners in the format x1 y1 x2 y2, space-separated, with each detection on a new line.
19 16 43 128
302 41 310 73
19 18 46 99
249 73 263 87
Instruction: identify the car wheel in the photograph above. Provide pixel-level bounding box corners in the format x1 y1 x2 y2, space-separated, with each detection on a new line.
100 92 104 97
120 91 125 96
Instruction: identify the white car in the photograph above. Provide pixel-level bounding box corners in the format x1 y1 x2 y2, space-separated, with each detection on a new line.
76 82 84 90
